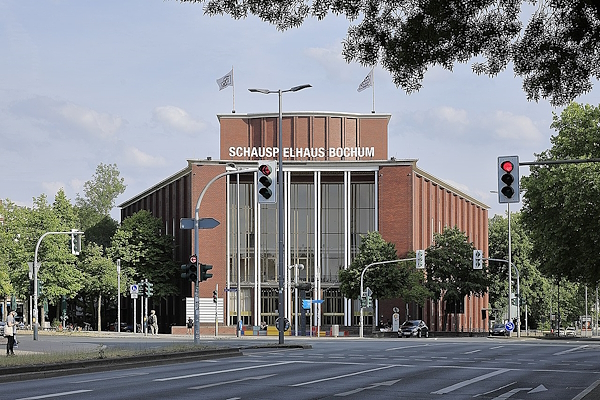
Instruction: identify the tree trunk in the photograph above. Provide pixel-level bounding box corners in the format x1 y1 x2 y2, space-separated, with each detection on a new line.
97 293 102 332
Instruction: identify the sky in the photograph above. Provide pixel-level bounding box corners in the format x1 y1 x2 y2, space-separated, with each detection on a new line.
1 0 599 221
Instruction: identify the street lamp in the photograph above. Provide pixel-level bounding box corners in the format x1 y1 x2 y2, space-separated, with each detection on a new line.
248 84 312 344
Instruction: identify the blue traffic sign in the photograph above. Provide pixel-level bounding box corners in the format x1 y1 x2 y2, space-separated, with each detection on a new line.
505 321 515 331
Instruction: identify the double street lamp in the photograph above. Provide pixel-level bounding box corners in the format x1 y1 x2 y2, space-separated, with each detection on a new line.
248 84 312 344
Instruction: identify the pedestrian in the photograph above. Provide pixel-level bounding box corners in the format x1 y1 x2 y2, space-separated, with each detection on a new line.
187 317 193 335
149 310 158 335
5 311 16 356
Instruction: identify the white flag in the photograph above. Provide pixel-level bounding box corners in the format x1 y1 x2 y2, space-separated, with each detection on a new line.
357 70 373 92
216 69 233 90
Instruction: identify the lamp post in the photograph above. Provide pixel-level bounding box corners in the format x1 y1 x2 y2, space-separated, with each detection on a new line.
248 84 312 344
117 259 121 333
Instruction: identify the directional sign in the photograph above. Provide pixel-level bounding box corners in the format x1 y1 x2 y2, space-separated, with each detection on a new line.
505 321 515 331
224 288 237 292
312 299 324 304
365 287 373 297
180 217 220 230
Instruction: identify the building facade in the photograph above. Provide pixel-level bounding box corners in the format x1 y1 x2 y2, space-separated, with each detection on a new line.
120 111 489 333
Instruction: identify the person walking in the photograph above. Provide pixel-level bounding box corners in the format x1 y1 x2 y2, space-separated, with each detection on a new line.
187 317 193 335
149 310 158 335
5 311 16 356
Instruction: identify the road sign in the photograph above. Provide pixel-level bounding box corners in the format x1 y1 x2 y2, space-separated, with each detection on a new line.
130 284 138 294
224 288 237 292
505 321 515 331
180 217 220 230
190 254 197 264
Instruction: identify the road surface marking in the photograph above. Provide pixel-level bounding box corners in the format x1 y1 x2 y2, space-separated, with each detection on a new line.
463 349 481 354
335 379 401 396
154 361 293 381
553 345 587 356
16 390 93 400
189 374 276 390
71 372 148 383
291 365 396 387
431 369 510 394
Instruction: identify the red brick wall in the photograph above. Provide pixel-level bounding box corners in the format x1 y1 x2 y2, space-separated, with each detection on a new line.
190 164 228 300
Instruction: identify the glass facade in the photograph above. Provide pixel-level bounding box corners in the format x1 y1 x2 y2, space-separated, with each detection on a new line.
227 168 376 328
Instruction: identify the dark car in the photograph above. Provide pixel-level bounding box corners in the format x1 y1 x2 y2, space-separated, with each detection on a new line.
490 323 508 336
398 320 429 338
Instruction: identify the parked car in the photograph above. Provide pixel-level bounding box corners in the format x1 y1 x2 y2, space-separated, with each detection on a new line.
398 320 429 338
559 327 577 337
490 323 509 336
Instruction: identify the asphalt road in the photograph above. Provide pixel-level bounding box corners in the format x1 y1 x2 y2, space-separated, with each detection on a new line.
2 335 600 400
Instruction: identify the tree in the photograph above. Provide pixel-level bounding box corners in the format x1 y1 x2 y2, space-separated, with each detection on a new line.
76 163 126 230
186 0 600 106
109 211 178 299
339 231 413 301
425 226 488 317
79 243 123 331
521 103 600 286
488 213 552 329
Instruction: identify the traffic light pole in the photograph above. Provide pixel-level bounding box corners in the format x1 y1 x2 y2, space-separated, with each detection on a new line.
487 257 520 337
32 230 82 340
193 167 257 345
359 258 415 338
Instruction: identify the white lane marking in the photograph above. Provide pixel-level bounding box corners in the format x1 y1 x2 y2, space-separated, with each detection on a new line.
473 381 517 398
573 379 600 400
335 379 401 397
71 372 148 383
386 344 430 351
490 346 504 350
189 374 277 390
491 387 532 399
553 345 588 356
291 365 397 387
16 390 93 400
154 361 293 381
463 349 481 354
431 369 510 395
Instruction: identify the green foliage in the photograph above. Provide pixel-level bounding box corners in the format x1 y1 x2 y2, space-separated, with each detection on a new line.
425 226 488 303
192 0 600 105
109 210 179 298
521 103 600 285
488 213 552 329
339 231 412 300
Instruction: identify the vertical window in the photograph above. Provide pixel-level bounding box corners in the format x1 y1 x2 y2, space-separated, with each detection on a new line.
321 174 344 283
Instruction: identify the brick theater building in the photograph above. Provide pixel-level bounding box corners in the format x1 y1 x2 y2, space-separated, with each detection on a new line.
120 111 489 334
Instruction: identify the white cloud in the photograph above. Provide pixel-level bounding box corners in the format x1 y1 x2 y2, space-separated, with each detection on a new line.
41 182 65 197
127 147 167 168
153 106 207 134
490 111 542 143
9 96 122 139
58 103 122 139
435 106 469 126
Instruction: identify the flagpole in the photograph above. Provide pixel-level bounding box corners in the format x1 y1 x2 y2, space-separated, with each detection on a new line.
371 67 375 113
232 66 235 113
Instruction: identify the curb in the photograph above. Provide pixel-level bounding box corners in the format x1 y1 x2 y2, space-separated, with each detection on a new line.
0 348 242 383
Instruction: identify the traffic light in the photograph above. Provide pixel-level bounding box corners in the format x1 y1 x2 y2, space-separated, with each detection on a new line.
181 263 197 282
473 249 483 270
359 296 367 308
416 250 425 269
146 282 154 297
140 281 148 296
212 290 217 303
70 232 81 255
200 263 213 281
498 156 520 203
257 161 277 204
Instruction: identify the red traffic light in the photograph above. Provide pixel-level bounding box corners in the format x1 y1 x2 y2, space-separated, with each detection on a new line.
258 164 272 175
500 160 513 173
